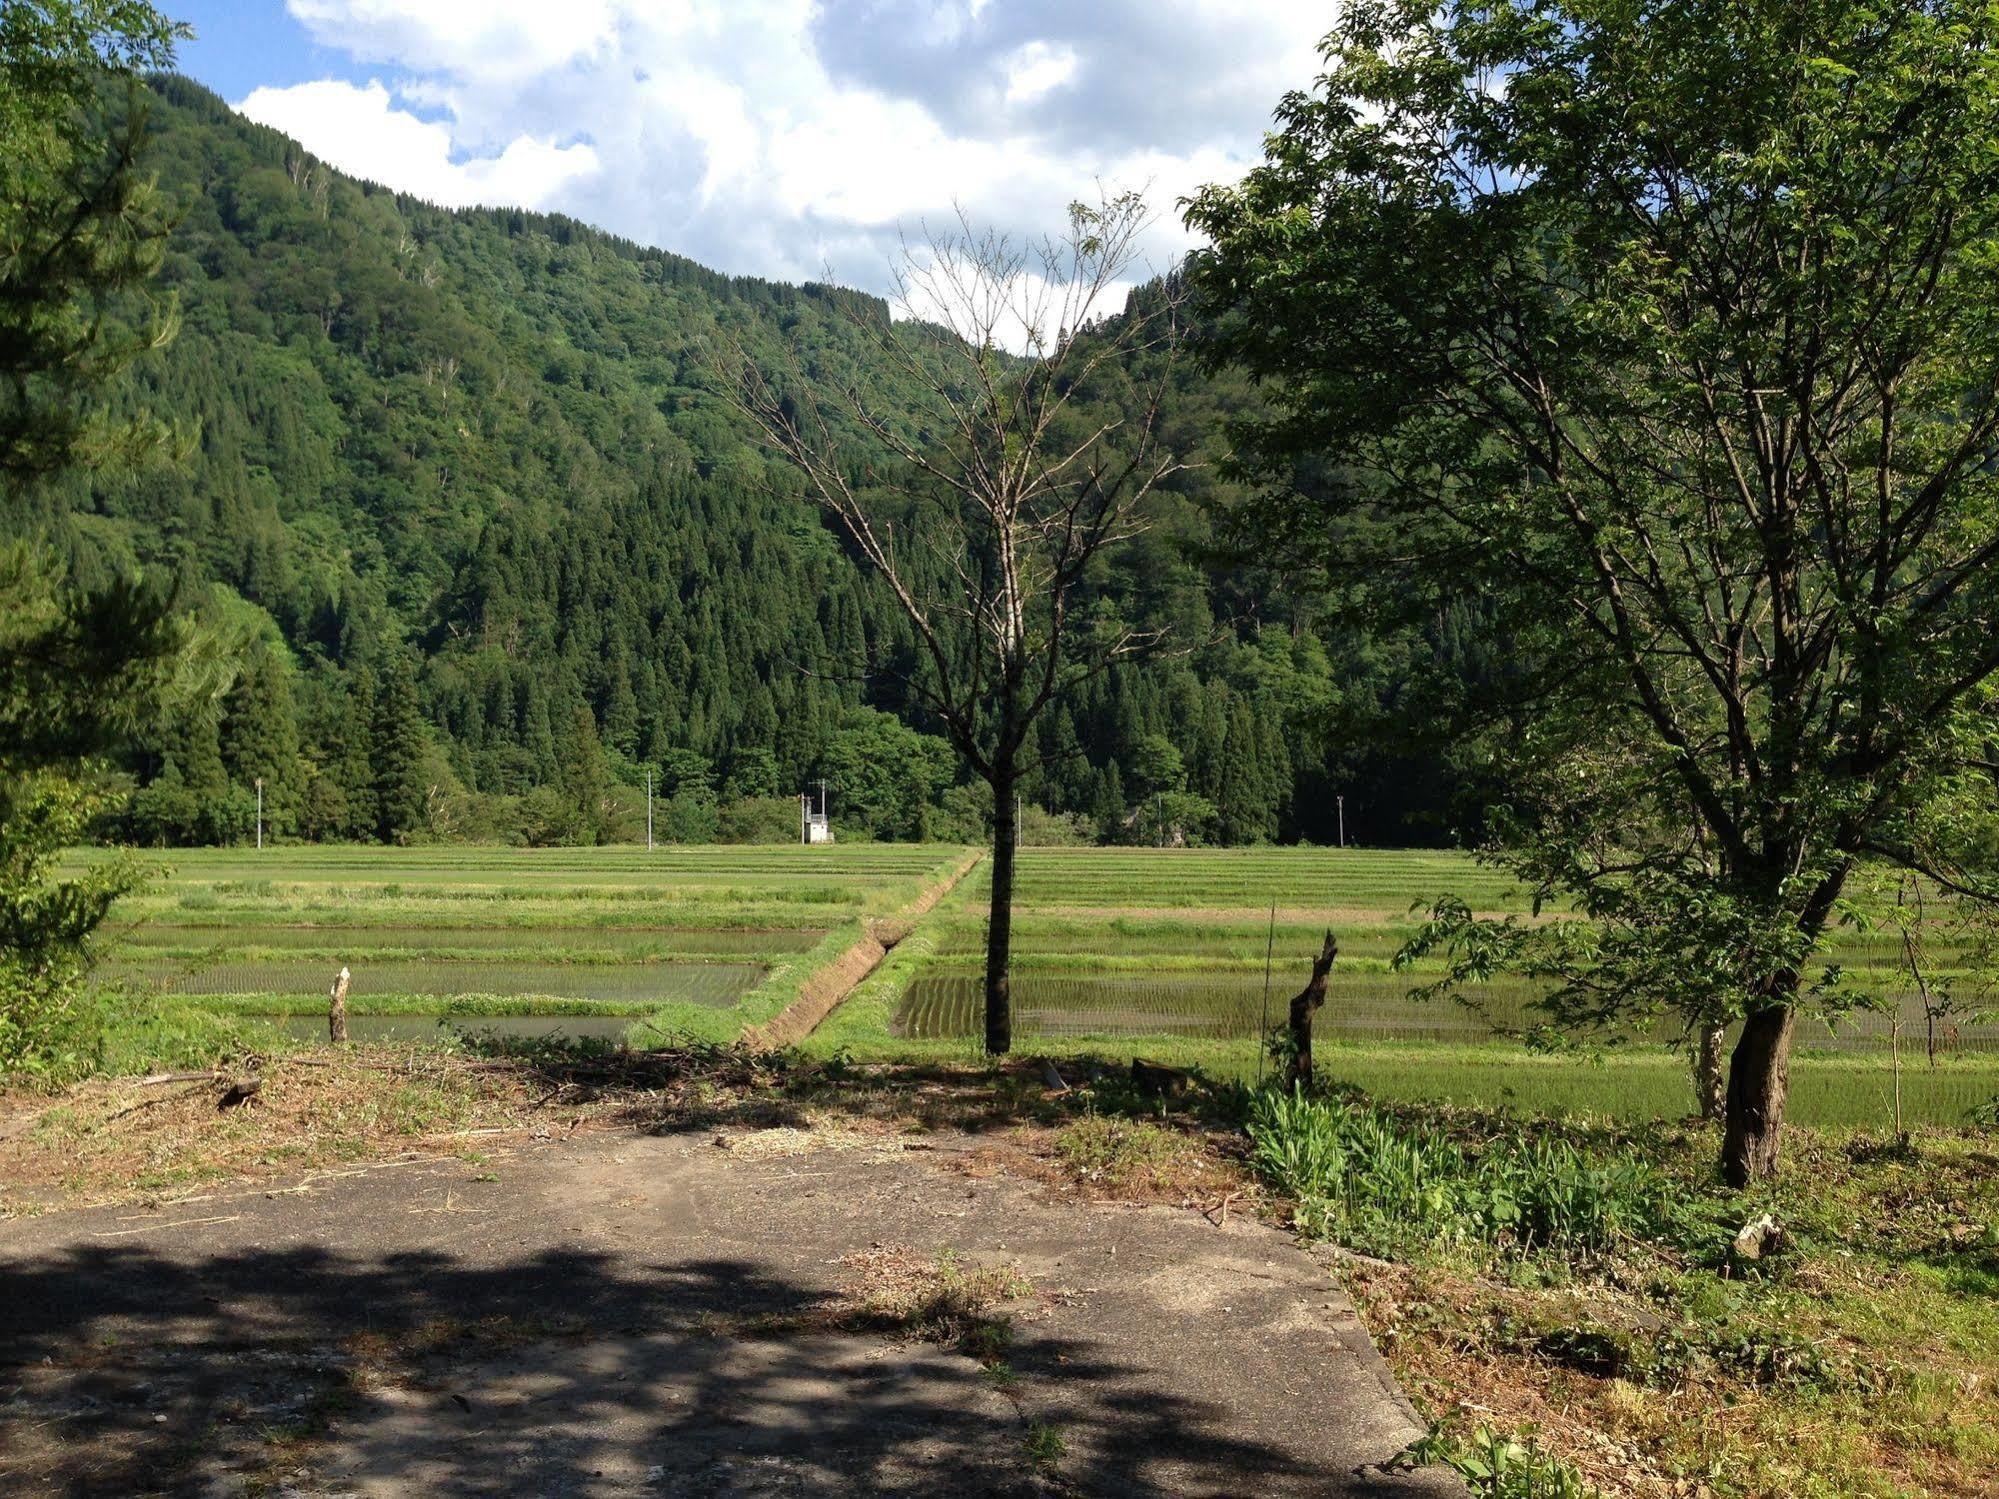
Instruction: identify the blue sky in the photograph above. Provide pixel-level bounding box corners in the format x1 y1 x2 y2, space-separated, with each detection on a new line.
170 1 351 100
158 2 1328 298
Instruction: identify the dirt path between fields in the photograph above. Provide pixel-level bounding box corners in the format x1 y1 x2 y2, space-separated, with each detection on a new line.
743 850 982 1051
0 1122 1459 1497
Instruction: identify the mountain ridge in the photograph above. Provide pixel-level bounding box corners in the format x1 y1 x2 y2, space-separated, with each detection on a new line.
15 74 1459 848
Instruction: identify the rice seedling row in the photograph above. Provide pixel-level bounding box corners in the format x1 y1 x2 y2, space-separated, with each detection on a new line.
106 924 823 956
892 970 1999 1054
104 958 766 1008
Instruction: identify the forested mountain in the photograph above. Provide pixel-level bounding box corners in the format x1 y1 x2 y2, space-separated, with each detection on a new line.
13 75 1485 848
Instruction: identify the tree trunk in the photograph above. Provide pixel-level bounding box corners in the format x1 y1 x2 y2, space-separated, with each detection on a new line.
1722 1003 1796 1186
984 776 1016 1056
329 967 350 1045
1692 1023 1726 1121
1286 931 1339 1091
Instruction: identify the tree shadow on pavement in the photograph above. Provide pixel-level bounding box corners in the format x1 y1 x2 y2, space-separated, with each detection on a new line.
0 1235 1421 1497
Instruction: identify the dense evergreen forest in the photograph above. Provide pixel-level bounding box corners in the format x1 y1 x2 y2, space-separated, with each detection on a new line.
11 76 1489 848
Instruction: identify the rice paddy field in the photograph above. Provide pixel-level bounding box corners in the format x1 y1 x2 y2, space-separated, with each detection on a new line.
806 847 1999 1130
87 843 973 1049
82 842 1999 1130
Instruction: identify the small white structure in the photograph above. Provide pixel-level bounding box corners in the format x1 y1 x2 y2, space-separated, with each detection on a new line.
800 782 834 844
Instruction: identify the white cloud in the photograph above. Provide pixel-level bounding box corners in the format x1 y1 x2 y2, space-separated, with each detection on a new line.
286 0 618 78
237 79 600 209
240 0 1327 293
1003 41 1078 108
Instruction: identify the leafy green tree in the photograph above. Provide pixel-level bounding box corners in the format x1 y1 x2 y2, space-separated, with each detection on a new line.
295 757 348 844
0 4 211 1074
657 789 719 844
1129 735 1185 799
1189 0 1999 1182
0 546 212 1068
333 665 380 841
123 755 195 847
723 745 779 801
656 747 715 802
931 780 993 846
816 707 951 842
555 701 611 844
1092 761 1125 840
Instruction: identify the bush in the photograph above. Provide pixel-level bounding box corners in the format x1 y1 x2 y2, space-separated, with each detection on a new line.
0 952 103 1085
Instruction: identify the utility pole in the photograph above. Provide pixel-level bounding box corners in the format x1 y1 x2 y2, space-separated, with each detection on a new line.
1337 793 1345 849
254 777 264 851
645 767 653 851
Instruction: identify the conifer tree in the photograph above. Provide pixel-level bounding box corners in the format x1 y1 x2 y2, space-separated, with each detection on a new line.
221 647 301 836
372 654 428 843
555 701 610 844
335 666 379 841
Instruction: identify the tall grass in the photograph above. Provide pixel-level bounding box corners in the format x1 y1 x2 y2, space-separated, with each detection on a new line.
1246 1087 1686 1261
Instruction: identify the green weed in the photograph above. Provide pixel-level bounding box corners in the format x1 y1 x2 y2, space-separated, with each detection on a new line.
1246 1086 1679 1261
1404 1426 1591 1497
1053 1114 1188 1187
1023 1421 1067 1474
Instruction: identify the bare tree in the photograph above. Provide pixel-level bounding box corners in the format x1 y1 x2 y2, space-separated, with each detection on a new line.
724 189 1187 1054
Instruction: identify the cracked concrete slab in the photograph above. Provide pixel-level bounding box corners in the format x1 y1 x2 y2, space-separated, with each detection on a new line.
0 1127 1460 1496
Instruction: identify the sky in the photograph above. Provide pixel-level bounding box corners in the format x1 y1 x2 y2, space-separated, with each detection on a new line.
164 1 1330 302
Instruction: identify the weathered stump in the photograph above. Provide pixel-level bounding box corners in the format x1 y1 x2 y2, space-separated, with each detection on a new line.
1131 1057 1194 1099
329 965 350 1044
1287 931 1340 1092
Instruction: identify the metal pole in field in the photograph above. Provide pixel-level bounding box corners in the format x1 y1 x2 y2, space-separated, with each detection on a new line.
254 778 264 851
1337 794 1345 849
646 767 653 851
1258 900 1276 1087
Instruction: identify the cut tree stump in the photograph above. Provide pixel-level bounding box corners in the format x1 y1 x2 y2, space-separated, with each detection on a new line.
216 1075 262 1110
